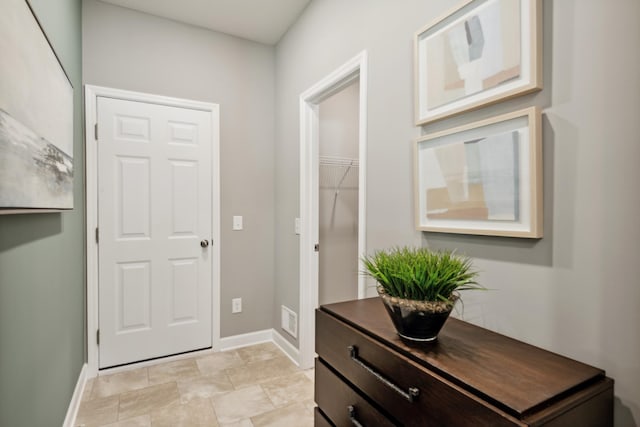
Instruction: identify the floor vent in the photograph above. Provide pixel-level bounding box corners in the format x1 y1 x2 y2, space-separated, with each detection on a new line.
281 305 298 338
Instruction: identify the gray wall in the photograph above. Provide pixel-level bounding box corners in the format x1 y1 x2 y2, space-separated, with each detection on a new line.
319 81 359 159
82 0 276 338
275 0 640 425
318 81 360 305
274 0 426 345
0 0 85 425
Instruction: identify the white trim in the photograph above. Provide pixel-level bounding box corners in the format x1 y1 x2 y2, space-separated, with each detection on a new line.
62 364 88 427
84 85 221 376
98 348 217 376
100 329 299 375
218 329 273 352
95 330 299 377
272 329 301 366
298 51 368 369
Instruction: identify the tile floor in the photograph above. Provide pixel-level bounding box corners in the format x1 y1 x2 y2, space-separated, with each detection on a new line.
76 342 315 427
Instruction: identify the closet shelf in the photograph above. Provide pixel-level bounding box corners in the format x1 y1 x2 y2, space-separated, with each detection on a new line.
319 155 359 167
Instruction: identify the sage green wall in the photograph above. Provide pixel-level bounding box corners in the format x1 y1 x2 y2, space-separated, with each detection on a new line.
0 0 85 426
275 1 640 425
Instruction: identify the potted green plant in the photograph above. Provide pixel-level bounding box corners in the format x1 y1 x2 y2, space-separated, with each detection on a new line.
362 246 482 342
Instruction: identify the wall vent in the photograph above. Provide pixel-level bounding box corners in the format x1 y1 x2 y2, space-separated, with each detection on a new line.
281 305 298 338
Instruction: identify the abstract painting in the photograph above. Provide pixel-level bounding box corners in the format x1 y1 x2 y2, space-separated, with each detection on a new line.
414 107 542 238
415 0 542 125
0 0 74 212
424 130 519 222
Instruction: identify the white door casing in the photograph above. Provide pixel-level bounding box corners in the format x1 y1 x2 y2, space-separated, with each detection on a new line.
298 51 368 369
85 86 221 373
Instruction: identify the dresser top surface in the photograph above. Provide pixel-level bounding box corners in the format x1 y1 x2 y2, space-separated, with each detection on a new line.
320 297 605 416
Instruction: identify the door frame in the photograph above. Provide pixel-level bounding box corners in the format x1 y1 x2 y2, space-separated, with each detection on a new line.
298 51 368 369
84 85 221 376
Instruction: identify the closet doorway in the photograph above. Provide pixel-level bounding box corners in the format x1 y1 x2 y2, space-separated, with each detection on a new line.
318 81 360 306
299 51 367 369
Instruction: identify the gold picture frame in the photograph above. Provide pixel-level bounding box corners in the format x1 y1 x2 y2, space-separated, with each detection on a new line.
414 107 542 238
414 0 542 125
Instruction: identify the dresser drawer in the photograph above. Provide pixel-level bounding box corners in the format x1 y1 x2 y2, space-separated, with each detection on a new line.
315 358 397 427
314 407 334 427
316 309 520 427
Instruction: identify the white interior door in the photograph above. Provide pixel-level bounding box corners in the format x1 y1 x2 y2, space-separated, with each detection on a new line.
97 96 213 368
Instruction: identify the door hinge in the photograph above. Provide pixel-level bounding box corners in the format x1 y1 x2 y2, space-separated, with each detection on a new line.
94 123 98 140
96 329 100 346
314 243 320 252
95 227 99 244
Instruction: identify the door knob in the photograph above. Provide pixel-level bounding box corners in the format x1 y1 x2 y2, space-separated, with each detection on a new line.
200 239 209 248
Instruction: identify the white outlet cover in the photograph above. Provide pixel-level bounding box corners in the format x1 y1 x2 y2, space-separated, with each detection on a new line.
232 298 242 313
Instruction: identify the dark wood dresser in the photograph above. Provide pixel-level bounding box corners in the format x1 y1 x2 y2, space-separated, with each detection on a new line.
314 298 613 426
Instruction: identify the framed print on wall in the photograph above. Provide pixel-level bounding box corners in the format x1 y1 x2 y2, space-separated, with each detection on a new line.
0 0 74 213
414 107 542 238
415 0 542 125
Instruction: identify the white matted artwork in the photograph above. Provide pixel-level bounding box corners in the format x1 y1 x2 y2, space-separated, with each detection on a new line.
0 0 74 212
414 107 542 238
415 0 542 125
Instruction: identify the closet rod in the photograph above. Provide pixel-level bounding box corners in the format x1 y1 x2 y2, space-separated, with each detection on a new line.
319 155 359 167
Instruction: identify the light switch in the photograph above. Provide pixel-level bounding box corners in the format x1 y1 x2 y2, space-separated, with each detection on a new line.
233 215 243 230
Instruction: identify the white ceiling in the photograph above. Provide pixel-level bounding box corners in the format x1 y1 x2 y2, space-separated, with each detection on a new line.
98 0 312 45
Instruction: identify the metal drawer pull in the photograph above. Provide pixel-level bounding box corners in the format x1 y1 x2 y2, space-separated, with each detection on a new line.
348 405 364 427
348 345 420 403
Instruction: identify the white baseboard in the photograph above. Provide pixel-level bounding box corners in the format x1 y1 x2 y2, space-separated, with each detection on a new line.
63 363 88 427
219 329 301 367
97 329 298 377
218 329 273 351
83 329 300 406
272 329 300 367
98 347 216 376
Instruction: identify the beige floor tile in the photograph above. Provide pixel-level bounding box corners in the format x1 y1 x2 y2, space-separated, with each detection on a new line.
302 368 314 382
303 400 316 413
81 377 96 402
92 368 149 399
250 403 314 427
118 382 180 421
225 357 298 389
211 385 275 424
196 351 245 375
151 398 218 427
260 372 314 407
177 371 234 402
76 343 317 427
147 359 200 385
219 420 254 427
75 395 119 427
102 414 151 427
236 342 282 364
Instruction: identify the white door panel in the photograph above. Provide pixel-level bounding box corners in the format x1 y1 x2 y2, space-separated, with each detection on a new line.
98 97 213 368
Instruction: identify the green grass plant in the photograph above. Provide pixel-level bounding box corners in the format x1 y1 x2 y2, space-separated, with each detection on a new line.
362 247 482 303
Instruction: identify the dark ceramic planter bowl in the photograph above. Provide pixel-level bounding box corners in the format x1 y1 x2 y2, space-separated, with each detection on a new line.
378 288 458 342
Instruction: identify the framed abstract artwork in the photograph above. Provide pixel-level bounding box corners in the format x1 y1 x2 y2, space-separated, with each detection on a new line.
414 107 542 238
415 0 542 125
0 0 74 213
